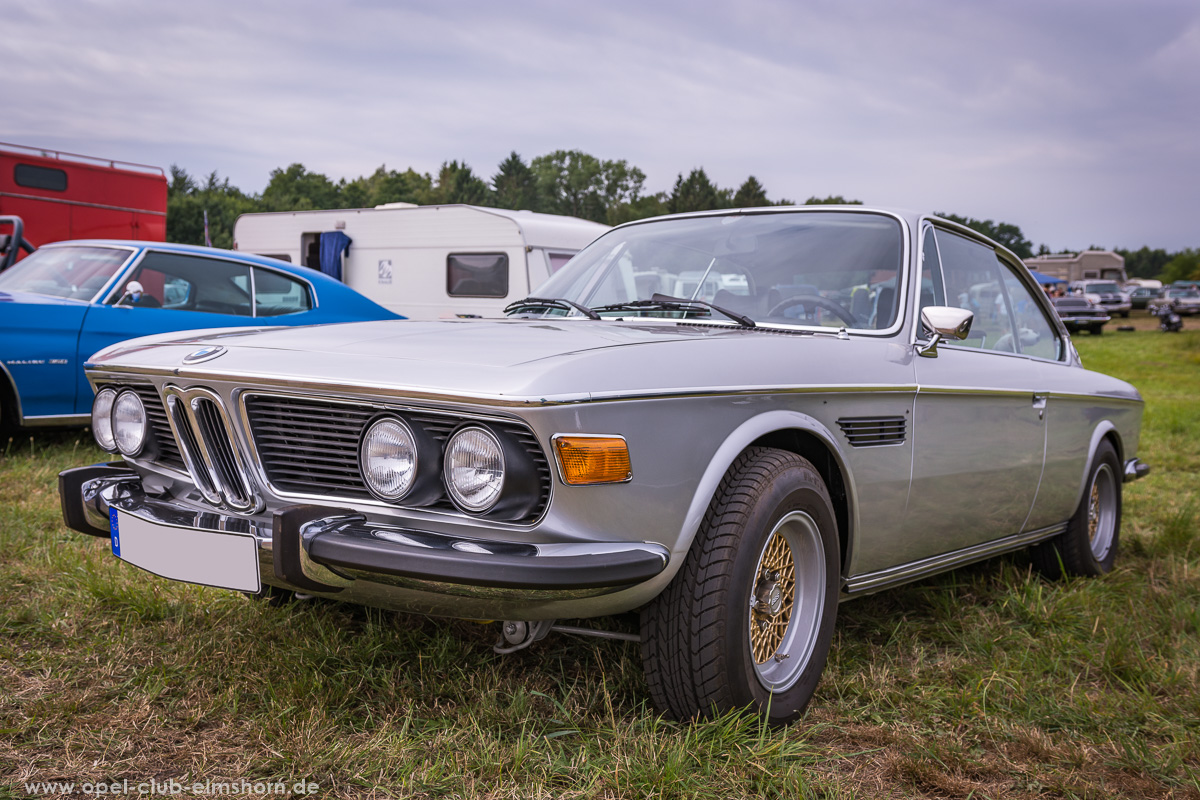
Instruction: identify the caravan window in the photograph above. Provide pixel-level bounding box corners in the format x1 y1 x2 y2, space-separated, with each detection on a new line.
547 252 574 275
447 253 508 297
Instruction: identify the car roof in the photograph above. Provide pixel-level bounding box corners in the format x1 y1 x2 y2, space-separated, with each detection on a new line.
40 239 342 286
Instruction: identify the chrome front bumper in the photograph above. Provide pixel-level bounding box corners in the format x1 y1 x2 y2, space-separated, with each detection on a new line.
58 464 670 619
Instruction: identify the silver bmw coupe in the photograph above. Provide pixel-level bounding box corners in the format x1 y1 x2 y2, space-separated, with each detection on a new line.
60 207 1148 724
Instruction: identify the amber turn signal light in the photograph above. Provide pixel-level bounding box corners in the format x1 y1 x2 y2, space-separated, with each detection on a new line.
552 436 632 485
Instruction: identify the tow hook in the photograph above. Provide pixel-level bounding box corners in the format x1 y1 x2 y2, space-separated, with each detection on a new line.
494 620 556 654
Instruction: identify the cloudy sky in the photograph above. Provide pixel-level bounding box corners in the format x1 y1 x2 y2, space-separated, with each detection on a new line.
4 0 1198 251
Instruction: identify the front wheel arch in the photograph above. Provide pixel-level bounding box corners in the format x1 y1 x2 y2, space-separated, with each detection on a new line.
669 411 856 586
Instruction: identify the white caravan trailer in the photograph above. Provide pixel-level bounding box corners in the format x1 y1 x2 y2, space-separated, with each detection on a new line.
232 204 609 319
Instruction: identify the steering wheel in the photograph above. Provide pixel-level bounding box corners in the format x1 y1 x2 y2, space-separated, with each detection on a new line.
767 294 857 326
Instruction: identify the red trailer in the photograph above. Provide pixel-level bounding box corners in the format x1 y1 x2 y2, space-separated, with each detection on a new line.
0 142 167 263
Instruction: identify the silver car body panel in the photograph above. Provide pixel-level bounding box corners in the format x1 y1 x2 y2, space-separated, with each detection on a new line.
77 207 1146 618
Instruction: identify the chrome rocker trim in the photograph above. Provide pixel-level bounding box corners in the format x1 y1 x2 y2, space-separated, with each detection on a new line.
843 522 1069 596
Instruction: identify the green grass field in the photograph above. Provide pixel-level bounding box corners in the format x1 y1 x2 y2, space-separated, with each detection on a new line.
2 325 1198 799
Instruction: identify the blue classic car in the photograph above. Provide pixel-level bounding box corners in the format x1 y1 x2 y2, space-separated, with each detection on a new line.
0 240 399 432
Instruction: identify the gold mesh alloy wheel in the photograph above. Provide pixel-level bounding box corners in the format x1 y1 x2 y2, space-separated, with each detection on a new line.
1086 462 1117 562
746 510 826 692
751 531 796 663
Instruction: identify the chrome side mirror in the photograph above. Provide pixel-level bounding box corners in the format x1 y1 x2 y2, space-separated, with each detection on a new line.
116 280 145 306
917 306 973 358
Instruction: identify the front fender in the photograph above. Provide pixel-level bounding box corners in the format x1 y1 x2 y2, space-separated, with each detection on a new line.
673 409 857 573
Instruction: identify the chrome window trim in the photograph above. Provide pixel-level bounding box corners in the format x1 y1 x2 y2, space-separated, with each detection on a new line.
99 249 319 312
914 218 1068 362
235 389 553 528
559 208 913 339
548 433 634 486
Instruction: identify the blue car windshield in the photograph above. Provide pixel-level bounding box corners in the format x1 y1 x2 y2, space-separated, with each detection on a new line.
521 210 905 331
0 246 132 300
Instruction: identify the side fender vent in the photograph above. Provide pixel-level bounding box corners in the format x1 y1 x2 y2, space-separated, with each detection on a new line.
837 416 906 447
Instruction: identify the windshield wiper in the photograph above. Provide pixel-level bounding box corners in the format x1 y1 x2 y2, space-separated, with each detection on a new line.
503 296 600 320
593 293 756 328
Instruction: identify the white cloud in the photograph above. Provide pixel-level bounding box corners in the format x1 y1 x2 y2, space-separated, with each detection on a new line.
1 0 1196 249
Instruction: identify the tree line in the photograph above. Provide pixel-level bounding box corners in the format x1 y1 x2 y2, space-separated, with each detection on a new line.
166 150 1197 282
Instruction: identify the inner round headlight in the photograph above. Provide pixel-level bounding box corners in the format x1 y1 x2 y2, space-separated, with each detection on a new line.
112 390 148 456
360 417 418 500
444 426 505 513
92 387 118 451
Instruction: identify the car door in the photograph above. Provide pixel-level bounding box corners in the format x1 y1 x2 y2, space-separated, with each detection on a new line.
74 250 258 412
900 226 1057 562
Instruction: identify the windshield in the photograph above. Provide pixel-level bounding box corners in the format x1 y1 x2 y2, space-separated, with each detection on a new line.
524 211 905 330
1086 282 1121 293
0 246 132 300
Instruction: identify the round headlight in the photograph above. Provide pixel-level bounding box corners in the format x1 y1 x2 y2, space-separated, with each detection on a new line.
360 417 419 500
444 426 505 513
112 390 148 456
92 388 118 451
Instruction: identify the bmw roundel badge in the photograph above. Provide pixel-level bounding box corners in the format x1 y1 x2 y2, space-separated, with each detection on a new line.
182 345 227 364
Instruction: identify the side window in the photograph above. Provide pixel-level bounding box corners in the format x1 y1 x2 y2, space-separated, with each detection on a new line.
14 163 68 192
117 251 252 317
933 229 1011 352
253 267 312 316
999 266 1061 360
934 229 1060 358
918 227 944 319
447 253 508 298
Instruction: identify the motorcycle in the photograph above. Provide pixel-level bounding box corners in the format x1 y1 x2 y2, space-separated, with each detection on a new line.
1153 301 1183 333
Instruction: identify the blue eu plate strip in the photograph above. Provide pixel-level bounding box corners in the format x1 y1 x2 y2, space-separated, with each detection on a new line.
110 508 121 557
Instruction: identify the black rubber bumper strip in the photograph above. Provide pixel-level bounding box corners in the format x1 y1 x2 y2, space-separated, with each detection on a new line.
58 462 138 538
272 504 350 593
307 528 667 590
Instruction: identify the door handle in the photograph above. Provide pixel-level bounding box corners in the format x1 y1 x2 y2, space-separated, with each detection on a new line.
1032 393 1048 419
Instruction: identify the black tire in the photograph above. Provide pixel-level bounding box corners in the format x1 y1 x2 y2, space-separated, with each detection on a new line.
1090 325 1103 335
640 447 839 725
1032 440 1121 578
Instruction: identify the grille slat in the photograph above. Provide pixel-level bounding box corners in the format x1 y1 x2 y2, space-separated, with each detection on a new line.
838 416 906 447
193 397 251 507
244 394 551 524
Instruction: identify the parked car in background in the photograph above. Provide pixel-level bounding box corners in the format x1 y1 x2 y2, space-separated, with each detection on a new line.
60 208 1148 725
1069 280 1131 318
1159 288 1200 316
1051 296 1111 335
0 240 399 432
1129 286 1164 310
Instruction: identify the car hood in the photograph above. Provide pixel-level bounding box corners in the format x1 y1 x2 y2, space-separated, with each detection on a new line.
86 318 911 403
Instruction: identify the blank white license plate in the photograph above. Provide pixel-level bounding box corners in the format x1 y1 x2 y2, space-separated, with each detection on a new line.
110 508 261 593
